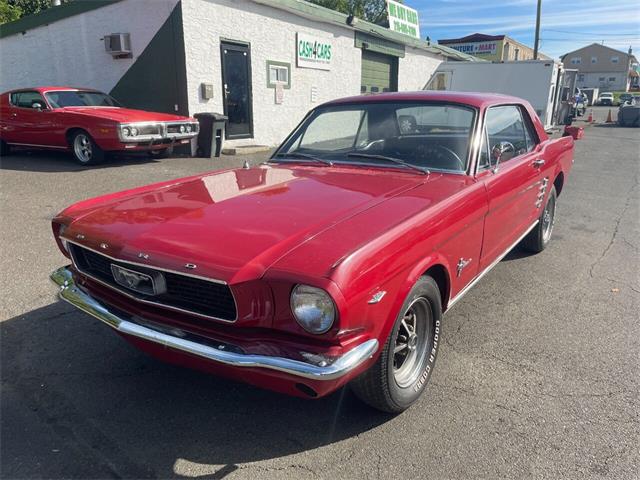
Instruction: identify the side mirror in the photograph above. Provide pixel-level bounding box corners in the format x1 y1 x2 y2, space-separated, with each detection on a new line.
32 102 44 111
490 141 514 173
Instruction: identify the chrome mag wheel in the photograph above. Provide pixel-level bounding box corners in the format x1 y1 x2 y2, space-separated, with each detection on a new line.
393 297 431 388
542 191 556 243
73 133 93 163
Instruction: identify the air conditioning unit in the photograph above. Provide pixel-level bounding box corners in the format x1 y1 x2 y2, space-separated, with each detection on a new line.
104 33 131 57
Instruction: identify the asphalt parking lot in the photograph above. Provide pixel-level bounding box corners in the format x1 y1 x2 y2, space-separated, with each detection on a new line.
1 106 638 479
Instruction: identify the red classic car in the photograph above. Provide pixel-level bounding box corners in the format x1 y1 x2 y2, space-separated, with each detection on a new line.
50 92 575 412
0 87 199 165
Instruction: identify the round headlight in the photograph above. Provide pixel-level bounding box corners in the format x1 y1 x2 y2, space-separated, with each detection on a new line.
186 124 192 133
290 284 336 334
57 223 69 253
180 125 186 133
130 127 139 136
122 127 131 137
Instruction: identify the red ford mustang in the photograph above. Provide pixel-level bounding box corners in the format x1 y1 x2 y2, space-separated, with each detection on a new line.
0 86 199 165
50 92 575 412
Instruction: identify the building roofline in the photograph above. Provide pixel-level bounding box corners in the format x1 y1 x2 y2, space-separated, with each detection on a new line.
437 32 551 60
250 0 479 61
0 0 121 39
438 33 505 44
562 42 634 59
0 0 479 62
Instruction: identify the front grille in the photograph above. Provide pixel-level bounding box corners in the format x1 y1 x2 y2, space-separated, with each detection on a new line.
137 124 162 136
69 244 236 321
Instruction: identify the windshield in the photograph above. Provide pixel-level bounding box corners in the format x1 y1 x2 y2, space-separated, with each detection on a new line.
45 90 121 108
275 102 476 173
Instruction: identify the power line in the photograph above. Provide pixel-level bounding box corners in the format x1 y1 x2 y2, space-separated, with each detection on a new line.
542 29 639 37
540 38 640 42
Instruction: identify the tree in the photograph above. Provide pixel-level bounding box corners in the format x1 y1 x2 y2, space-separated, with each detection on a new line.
0 0 21 24
308 0 398 25
1 0 71 23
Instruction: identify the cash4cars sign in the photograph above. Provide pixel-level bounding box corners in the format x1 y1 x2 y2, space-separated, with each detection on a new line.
386 0 420 40
297 32 332 70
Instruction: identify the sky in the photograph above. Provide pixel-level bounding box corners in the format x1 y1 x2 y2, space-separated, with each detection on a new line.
403 0 640 59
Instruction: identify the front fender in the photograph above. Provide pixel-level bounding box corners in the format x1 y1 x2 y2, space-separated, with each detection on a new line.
379 254 452 343
65 121 120 150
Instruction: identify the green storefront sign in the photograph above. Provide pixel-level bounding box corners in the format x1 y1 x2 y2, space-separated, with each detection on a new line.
386 0 421 39
297 32 332 71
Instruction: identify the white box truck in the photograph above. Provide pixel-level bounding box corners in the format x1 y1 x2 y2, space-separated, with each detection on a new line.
424 60 578 130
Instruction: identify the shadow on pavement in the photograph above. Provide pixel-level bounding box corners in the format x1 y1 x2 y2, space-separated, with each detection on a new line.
1 301 391 478
501 246 530 262
0 149 183 173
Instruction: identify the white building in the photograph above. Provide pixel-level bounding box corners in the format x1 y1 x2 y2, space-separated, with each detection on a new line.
561 43 639 92
0 0 474 147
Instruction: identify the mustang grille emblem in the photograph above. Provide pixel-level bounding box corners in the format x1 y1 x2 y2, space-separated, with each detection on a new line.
110 264 166 296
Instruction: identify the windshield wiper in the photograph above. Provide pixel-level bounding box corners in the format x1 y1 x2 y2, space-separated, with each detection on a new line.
273 152 333 166
346 153 430 175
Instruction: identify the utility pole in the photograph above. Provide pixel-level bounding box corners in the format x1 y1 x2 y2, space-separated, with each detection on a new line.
533 0 541 59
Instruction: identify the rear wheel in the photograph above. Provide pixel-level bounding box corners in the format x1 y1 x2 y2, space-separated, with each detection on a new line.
70 131 104 166
350 276 442 413
522 185 557 253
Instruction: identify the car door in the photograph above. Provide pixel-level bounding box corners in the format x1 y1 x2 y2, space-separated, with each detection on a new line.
1 92 23 144
477 105 547 271
6 91 56 146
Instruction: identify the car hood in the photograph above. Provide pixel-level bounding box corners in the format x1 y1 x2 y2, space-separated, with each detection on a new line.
62 165 428 284
60 107 192 123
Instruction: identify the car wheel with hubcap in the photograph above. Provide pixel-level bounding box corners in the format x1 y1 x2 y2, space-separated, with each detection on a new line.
350 276 441 413
522 185 557 253
71 131 104 166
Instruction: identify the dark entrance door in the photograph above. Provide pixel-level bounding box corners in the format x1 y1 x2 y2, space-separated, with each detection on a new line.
221 41 253 139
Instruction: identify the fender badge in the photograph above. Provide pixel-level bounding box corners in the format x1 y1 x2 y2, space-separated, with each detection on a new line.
138 253 149 260
368 291 387 304
184 263 197 269
457 258 472 277
99 243 109 250
76 234 85 240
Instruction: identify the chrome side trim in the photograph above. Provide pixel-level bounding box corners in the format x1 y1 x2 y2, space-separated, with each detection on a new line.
8 142 67 149
447 219 539 310
51 266 378 381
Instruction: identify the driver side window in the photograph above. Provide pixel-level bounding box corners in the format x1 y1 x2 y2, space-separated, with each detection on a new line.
485 105 529 164
10 91 46 109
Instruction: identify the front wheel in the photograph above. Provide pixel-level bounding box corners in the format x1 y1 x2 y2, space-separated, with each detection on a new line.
71 131 104 166
522 185 557 253
350 276 442 413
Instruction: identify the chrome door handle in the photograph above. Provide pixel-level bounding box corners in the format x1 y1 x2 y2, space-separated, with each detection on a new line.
533 159 545 168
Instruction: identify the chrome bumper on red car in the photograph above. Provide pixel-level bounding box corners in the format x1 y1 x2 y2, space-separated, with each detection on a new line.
50 266 378 381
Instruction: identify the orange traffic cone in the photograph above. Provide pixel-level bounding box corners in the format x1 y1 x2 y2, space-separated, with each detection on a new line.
606 109 613 123
587 109 593 123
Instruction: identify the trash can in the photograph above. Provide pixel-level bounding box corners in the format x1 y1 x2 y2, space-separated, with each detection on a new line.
194 112 228 158
618 104 640 127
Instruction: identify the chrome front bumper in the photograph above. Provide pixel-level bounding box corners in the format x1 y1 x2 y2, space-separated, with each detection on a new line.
50 266 378 381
